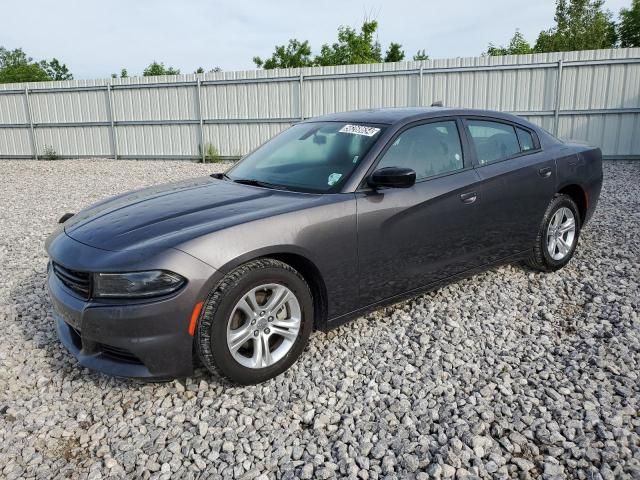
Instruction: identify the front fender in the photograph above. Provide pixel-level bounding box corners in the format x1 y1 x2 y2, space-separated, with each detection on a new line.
175 198 360 319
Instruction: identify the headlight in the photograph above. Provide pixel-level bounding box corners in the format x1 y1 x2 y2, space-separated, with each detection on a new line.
93 270 186 298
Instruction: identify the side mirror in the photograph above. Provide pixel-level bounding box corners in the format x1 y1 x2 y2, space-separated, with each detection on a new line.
368 167 416 189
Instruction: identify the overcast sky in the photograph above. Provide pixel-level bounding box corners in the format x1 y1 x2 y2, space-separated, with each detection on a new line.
1 0 631 79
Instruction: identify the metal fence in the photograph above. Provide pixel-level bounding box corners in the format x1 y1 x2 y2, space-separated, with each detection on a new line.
1 47 639 160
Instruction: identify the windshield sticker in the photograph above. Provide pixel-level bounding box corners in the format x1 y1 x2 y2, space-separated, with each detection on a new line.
339 124 381 137
327 173 342 186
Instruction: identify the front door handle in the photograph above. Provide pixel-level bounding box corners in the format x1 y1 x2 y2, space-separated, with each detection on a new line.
539 167 552 178
460 191 477 204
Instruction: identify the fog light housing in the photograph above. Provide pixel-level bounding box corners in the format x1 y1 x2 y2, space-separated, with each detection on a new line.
93 271 186 298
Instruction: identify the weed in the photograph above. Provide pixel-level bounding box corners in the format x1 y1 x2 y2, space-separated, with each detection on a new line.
42 145 60 161
198 143 221 163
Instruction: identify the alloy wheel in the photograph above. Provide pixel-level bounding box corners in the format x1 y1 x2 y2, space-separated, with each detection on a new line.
546 207 576 261
226 283 301 369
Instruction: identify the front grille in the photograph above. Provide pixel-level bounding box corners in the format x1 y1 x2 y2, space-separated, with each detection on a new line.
98 343 142 364
52 262 91 299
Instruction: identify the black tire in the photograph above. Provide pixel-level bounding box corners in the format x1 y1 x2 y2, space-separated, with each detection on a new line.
196 258 313 385
526 193 582 272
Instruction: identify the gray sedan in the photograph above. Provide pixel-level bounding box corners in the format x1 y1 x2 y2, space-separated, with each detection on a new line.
45 107 603 384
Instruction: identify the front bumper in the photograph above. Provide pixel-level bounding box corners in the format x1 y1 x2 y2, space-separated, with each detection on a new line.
46 233 221 380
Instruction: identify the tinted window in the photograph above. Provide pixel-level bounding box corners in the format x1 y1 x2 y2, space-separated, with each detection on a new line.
228 122 384 193
516 127 535 152
467 120 520 165
377 121 464 180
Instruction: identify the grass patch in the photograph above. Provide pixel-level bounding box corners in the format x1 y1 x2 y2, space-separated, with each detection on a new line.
198 143 221 163
42 145 60 161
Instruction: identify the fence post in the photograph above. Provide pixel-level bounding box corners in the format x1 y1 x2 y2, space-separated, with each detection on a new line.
299 73 304 121
196 77 205 163
106 83 118 160
24 87 38 160
418 65 424 106
553 59 564 136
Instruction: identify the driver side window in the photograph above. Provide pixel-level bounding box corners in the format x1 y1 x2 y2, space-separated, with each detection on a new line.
376 121 464 180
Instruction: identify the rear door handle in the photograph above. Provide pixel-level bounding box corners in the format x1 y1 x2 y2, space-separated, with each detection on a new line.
539 167 552 178
460 191 477 204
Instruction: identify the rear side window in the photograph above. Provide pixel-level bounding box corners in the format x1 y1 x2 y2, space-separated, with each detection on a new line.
467 120 520 165
377 121 464 180
516 127 535 152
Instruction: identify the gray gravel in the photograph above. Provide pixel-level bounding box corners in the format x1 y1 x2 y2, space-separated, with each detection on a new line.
1 159 639 480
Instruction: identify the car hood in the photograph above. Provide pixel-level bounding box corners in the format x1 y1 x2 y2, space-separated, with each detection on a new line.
64 176 328 251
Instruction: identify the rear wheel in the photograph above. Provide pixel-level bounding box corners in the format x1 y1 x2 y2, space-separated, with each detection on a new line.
196 259 313 385
527 193 581 272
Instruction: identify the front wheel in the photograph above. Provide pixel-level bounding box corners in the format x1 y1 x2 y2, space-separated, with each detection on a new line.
196 259 313 385
527 193 581 272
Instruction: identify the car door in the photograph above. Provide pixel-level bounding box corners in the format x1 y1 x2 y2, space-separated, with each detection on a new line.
463 118 556 263
356 118 485 306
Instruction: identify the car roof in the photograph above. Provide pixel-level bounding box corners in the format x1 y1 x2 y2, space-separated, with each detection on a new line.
303 107 530 126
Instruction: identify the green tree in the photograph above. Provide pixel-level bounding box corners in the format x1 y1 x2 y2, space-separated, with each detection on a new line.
254 21 407 68
0 47 73 83
315 20 383 66
111 68 128 79
195 66 222 73
384 42 405 62
486 30 533 56
143 61 180 76
253 39 314 69
0 47 30 67
0 63 50 83
534 0 617 52
413 49 429 61
619 0 640 47
39 58 73 80
0 47 57 83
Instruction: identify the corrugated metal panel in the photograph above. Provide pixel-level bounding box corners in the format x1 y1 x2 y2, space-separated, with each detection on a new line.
29 89 108 123
36 126 111 156
0 77 109 91
560 61 640 111
0 128 31 155
203 122 291 157
616 113 640 155
1 47 640 159
113 86 197 121
519 115 556 134
0 94 28 124
621 63 640 107
202 81 299 120
555 113 640 157
116 125 199 156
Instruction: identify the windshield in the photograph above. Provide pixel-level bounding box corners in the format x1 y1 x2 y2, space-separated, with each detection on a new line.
226 122 385 193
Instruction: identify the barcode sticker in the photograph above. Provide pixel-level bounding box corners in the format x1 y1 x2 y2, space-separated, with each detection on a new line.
339 124 381 137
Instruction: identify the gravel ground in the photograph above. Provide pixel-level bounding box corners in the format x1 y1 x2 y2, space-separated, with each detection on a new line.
0 159 638 480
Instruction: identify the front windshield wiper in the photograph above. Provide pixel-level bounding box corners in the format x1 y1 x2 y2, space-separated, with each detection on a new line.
210 172 232 180
232 178 289 190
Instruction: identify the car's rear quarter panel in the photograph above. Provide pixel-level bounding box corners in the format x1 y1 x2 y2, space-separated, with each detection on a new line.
555 144 603 225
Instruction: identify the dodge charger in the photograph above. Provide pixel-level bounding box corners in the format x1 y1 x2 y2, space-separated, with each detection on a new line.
45 108 603 384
